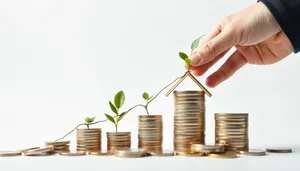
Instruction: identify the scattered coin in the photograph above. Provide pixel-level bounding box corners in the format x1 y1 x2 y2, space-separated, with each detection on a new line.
175 151 206 157
24 147 54 156
266 147 292 153
237 149 266 156
18 147 40 153
0 151 22 157
147 150 174 157
208 151 237 158
88 151 111 156
114 149 147 158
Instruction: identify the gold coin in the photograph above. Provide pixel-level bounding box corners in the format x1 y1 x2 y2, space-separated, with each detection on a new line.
148 150 174 157
88 151 111 156
175 152 206 157
266 147 292 153
208 151 237 158
114 149 147 158
24 147 54 156
18 147 40 153
0 151 22 157
45 141 70 146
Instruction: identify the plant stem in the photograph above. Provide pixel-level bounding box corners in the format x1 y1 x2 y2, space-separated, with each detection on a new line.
54 117 116 142
87 124 90 129
115 123 118 132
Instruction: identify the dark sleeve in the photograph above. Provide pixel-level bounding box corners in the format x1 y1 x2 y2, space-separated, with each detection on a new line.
259 0 300 53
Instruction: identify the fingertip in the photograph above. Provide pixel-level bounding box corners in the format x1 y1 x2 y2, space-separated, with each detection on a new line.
190 52 201 66
206 76 218 88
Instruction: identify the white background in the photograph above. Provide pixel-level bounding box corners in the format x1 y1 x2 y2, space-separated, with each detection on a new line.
0 0 299 170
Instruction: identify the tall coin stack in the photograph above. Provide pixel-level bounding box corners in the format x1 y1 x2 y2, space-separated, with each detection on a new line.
173 90 205 153
107 132 131 153
215 113 249 151
138 115 163 152
77 128 101 152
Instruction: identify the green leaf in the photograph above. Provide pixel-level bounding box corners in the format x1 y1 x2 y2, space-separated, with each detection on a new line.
191 35 205 51
179 52 188 61
85 117 95 124
109 101 118 115
114 91 125 109
142 92 149 100
185 58 191 67
117 111 128 122
105 114 115 124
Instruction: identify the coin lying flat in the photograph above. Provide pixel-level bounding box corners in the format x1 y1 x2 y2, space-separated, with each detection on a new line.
24 147 54 156
147 150 174 157
114 149 147 158
18 147 40 153
88 151 111 156
59 151 86 156
237 149 266 156
0 151 22 157
208 151 237 158
266 147 292 153
175 152 206 157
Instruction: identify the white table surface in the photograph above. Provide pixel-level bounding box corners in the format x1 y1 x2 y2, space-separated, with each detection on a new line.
0 146 299 171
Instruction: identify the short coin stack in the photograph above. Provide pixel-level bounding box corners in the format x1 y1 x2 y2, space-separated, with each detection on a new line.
107 132 131 153
45 141 70 153
215 113 249 151
77 128 101 152
173 90 205 154
138 115 163 153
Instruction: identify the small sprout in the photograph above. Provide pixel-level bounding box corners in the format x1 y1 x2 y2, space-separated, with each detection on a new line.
105 90 129 132
85 117 95 124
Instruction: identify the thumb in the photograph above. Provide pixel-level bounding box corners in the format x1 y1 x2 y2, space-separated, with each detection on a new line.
191 26 237 66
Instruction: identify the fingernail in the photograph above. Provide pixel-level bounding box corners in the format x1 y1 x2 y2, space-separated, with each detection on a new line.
191 52 201 65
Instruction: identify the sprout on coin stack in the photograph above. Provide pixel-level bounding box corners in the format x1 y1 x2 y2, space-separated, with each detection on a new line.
104 91 131 153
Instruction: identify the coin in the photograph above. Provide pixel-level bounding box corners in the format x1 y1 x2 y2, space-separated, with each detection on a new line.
147 150 174 156
18 147 40 153
191 144 225 153
59 151 86 156
24 147 54 156
45 141 70 146
237 149 266 156
266 147 292 153
175 152 206 157
208 151 237 158
77 128 101 152
0 151 22 157
114 149 147 158
88 151 111 156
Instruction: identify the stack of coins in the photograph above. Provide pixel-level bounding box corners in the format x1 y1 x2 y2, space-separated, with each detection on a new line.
77 128 101 152
173 90 205 154
107 132 131 153
45 141 70 153
215 113 249 151
138 115 163 152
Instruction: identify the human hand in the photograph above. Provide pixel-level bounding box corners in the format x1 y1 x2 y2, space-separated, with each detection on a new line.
190 2 294 88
